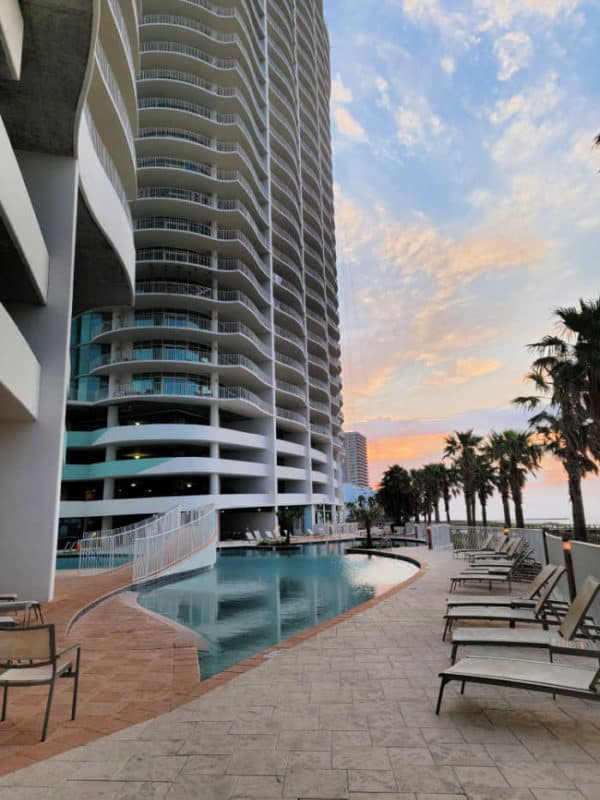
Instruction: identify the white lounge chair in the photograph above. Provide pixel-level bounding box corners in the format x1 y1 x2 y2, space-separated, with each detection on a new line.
450 576 600 663
446 564 559 610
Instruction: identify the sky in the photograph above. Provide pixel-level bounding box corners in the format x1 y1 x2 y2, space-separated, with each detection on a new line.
324 0 600 521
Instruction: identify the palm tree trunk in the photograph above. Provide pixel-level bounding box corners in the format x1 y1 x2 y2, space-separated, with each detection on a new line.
443 490 451 522
464 491 472 525
501 489 512 527
434 500 440 523
512 488 525 528
481 499 488 527
471 495 477 526
567 468 587 542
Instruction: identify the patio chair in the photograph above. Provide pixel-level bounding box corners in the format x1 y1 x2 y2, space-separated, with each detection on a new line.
253 531 265 541
454 533 499 559
469 538 521 563
0 624 81 741
446 564 559 610
0 600 44 626
264 531 276 540
244 531 256 542
436 652 600 714
442 566 566 641
450 576 600 663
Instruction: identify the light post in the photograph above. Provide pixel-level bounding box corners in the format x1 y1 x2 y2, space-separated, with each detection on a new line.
426 524 432 550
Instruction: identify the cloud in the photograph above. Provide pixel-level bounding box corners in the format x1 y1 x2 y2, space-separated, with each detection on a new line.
474 0 581 29
426 357 502 386
395 93 445 148
441 56 456 74
401 0 476 48
493 31 533 80
333 107 368 142
330 73 368 143
331 73 353 104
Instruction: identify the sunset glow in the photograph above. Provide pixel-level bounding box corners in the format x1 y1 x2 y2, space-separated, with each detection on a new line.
326 0 600 519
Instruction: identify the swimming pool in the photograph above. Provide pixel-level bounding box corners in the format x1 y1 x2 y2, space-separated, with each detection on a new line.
137 542 418 679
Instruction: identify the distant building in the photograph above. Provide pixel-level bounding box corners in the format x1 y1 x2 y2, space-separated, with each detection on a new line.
343 432 369 487
343 484 376 505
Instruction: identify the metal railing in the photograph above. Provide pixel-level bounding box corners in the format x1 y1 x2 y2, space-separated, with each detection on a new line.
132 505 216 581
79 505 216 581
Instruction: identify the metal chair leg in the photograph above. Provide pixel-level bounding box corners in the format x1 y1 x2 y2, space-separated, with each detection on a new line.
442 618 450 642
435 677 448 714
451 643 458 664
71 649 81 720
1 686 7 721
460 680 466 695
41 680 55 742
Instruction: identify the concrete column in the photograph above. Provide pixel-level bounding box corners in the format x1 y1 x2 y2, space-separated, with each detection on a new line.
0 153 78 601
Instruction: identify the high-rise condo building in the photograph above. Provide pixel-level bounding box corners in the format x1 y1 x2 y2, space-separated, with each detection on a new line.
343 431 369 488
60 0 344 539
0 0 139 599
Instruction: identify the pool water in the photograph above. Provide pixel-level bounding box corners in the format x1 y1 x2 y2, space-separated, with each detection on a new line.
56 555 80 570
137 542 418 679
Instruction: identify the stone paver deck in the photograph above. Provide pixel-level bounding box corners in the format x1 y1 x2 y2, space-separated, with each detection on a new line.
2 548 600 799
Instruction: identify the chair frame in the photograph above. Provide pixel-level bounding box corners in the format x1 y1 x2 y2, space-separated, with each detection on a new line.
0 624 81 741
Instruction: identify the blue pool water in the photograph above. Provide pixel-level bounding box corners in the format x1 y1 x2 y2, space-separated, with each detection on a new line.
56 555 80 570
137 542 418 679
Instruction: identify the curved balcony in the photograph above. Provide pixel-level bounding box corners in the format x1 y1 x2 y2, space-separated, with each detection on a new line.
219 385 270 415
308 353 328 377
270 175 301 224
134 216 267 275
217 321 270 358
90 342 213 375
272 222 302 264
274 298 304 334
136 126 267 198
138 68 265 146
269 81 298 131
110 374 213 403
276 378 306 405
104 0 139 97
135 185 268 251
307 330 328 355
218 352 271 384
311 421 331 439
272 247 302 285
275 351 305 379
274 324 304 357
306 311 327 338
310 398 331 418
140 13 265 80
134 280 269 329
271 199 302 245
273 272 303 309
139 39 265 125
270 105 299 151
276 406 308 431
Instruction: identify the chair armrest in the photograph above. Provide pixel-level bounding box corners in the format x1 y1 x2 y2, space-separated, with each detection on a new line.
56 644 81 661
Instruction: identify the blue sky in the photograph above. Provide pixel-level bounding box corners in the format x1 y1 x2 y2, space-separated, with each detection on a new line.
324 0 600 520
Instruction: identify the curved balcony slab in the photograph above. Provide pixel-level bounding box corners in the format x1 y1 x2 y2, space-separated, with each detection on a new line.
66 424 268 451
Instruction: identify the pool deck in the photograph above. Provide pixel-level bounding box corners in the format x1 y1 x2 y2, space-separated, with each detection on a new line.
3 549 600 799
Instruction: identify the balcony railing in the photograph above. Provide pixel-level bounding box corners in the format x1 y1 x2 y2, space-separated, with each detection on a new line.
276 407 307 425
219 385 270 411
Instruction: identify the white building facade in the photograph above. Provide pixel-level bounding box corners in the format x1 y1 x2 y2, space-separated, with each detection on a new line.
60 0 344 540
0 0 140 599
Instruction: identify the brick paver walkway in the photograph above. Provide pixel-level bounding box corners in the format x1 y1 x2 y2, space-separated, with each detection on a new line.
2 549 600 799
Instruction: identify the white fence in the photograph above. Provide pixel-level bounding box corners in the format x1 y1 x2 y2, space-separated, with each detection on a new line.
311 522 360 536
132 505 216 582
78 505 216 582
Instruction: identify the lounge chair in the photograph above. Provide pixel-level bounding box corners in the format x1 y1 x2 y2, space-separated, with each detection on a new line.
244 531 256 542
0 595 17 602
454 533 500 559
0 624 81 741
442 567 566 641
446 564 559 610
264 531 276 540
469 538 521 563
449 576 600 663
436 651 600 714
0 601 44 626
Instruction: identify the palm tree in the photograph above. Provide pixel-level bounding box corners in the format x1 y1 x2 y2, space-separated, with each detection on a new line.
438 463 459 523
421 463 448 523
485 432 513 527
409 468 427 522
377 465 413 527
346 494 381 548
514 331 597 541
473 455 497 527
443 430 483 525
486 430 541 529
555 297 600 458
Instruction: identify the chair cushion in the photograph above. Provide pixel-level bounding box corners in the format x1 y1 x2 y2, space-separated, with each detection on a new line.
0 659 73 684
